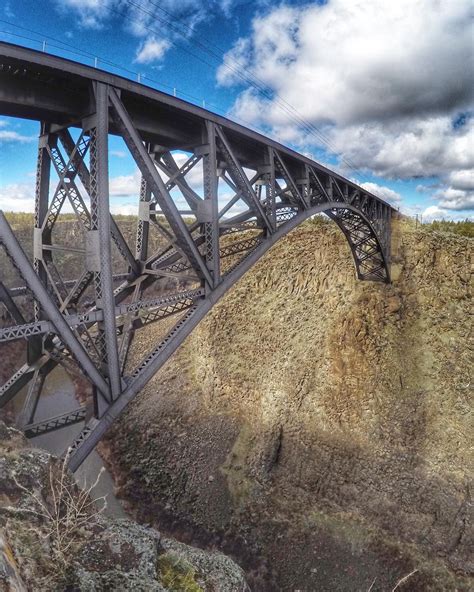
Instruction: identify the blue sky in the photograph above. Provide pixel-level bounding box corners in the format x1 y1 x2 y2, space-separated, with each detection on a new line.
0 0 473 220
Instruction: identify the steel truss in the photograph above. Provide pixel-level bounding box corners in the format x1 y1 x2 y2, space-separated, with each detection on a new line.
0 45 395 471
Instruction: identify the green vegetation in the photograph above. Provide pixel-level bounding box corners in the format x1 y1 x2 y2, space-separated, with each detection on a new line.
305 213 473 238
4 211 34 225
423 219 473 238
158 554 203 592
4 212 139 224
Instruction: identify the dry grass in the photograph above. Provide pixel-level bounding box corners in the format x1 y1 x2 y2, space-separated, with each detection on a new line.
13 450 106 573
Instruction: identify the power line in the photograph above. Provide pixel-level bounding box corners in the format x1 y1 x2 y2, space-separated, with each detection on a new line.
0 9 367 179
2 6 356 172
7 0 349 170
121 0 366 177
0 25 269 134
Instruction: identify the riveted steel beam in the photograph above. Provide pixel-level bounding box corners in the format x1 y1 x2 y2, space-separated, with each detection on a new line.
66 200 389 471
202 121 221 287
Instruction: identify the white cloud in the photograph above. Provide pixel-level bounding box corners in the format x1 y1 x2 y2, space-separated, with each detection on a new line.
448 169 474 191
111 150 127 158
0 131 33 142
134 36 171 64
0 119 35 143
422 205 473 222
54 0 241 42
110 203 139 216
219 0 474 207
220 1 473 126
425 169 474 213
56 0 114 29
109 170 141 197
328 116 474 178
0 182 35 212
169 152 203 190
0 130 34 143
433 188 474 211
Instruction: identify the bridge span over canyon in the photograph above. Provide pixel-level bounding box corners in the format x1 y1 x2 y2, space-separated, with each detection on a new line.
0 43 396 470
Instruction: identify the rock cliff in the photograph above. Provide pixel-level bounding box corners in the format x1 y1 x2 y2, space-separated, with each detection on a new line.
103 219 473 590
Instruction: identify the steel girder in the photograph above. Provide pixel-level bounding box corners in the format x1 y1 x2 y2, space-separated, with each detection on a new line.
0 46 396 471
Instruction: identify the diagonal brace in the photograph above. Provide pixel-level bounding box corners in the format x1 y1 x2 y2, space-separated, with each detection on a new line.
108 88 213 287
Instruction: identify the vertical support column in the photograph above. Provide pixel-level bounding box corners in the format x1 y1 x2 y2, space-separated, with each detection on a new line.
384 204 391 262
119 159 152 373
326 176 334 201
0 211 110 400
29 123 51 363
299 165 311 209
265 147 276 231
202 121 220 288
89 82 122 402
136 174 151 262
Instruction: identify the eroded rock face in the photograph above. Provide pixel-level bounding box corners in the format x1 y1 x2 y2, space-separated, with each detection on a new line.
105 220 473 590
0 421 248 591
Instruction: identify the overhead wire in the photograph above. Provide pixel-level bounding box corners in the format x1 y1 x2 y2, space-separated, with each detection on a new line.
1 23 250 113
4 2 354 173
121 0 365 177
1 6 367 180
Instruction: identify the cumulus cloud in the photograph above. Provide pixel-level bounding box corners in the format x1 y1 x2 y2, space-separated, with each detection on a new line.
433 188 474 211
55 0 241 40
54 1 244 68
328 116 474 178
0 130 34 142
422 205 473 222
56 0 114 29
448 169 474 191
218 0 474 217
219 1 473 126
0 120 34 143
134 36 171 64
0 183 35 212
109 170 141 197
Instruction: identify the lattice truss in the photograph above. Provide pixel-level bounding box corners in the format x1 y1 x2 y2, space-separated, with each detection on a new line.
0 83 393 470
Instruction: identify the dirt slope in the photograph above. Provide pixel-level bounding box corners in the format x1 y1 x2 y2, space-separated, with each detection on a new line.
104 219 473 591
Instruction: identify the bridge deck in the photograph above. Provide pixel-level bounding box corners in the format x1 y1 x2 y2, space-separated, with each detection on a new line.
0 41 388 208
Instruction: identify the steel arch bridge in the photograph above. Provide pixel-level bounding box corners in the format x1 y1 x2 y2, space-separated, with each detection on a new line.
0 43 396 471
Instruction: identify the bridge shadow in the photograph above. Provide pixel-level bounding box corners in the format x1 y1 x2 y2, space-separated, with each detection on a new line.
101 221 472 590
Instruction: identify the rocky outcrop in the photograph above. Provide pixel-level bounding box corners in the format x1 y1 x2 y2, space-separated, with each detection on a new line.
104 219 473 590
0 421 248 591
